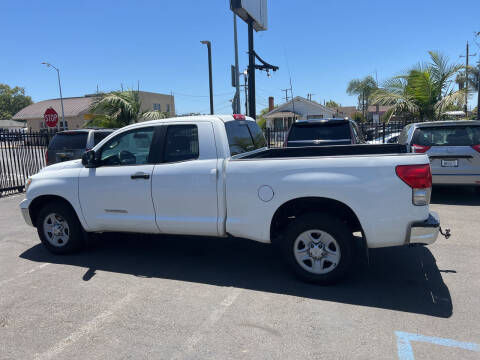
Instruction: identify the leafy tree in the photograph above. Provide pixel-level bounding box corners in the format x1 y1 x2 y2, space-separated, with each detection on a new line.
371 51 465 122
325 100 340 108
346 76 378 119
0 84 33 119
455 66 479 92
87 90 167 128
257 106 275 130
470 106 478 120
352 111 364 122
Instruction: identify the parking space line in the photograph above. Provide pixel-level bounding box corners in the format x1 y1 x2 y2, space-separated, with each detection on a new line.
33 292 136 360
395 331 480 360
0 263 50 287
170 287 242 360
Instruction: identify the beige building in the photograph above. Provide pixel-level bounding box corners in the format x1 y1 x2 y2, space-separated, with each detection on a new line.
13 91 175 131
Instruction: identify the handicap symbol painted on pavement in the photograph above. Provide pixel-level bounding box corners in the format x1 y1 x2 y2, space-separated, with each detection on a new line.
395 331 479 360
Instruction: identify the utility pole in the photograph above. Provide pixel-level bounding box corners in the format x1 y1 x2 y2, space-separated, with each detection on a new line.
233 14 241 114
243 70 249 116
476 32 480 120
477 56 480 119
281 89 289 102
247 21 256 119
460 41 477 115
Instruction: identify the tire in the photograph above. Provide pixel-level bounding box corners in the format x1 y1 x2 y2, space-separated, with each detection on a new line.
36 201 85 254
280 213 353 285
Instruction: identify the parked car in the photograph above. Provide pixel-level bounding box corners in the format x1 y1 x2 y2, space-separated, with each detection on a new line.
367 132 401 144
284 118 365 147
398 120 480 187
20 115 445 284
46 129 115 165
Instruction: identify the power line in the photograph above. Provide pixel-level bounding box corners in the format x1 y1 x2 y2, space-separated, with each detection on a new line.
173 91 234 98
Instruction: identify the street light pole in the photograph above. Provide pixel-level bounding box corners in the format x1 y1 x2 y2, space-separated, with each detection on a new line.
200 41 214 115
41 62 65 131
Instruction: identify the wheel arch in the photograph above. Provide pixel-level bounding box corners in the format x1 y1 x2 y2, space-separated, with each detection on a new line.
29 195 81 228
270 197 365 244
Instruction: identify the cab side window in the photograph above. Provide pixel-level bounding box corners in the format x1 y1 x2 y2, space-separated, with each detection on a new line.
164 125 199 162
98 127 155 166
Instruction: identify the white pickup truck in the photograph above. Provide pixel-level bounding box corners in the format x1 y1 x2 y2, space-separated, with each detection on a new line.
20 115 444 284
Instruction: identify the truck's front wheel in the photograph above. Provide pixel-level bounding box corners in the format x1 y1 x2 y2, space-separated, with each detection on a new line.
281 213 353 285
36 201 84 254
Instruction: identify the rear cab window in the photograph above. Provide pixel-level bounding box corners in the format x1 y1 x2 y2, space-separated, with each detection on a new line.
412 125 480 146
224 120 266 156
288 122 351 141
164 125 199 162
48 132 88 150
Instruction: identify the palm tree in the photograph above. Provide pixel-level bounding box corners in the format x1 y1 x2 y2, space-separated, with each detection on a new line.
346 76 378 120
371 51 465 122
87 90 167 128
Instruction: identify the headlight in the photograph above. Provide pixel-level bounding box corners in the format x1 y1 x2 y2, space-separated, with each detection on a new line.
25 178 33 192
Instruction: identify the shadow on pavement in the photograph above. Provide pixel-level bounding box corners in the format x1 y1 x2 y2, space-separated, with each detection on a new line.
20 233 452 318
431 186 480 205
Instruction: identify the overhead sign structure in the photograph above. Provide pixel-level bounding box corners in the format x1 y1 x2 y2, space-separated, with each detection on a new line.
44 107 59 128
230 0 276 119
230 0 268 31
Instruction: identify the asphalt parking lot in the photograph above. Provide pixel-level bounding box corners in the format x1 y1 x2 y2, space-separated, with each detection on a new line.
0 187 479 360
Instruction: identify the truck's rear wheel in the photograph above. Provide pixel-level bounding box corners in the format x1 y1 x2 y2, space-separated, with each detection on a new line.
36 201 84 254
281 213 353 285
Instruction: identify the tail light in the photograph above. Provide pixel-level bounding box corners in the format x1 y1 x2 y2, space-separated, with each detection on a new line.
412 144 431 153
472 145 480 153
233 114 246 120
396 164 432 206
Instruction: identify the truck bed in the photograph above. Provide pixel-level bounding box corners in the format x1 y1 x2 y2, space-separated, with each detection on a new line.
241 144 408 159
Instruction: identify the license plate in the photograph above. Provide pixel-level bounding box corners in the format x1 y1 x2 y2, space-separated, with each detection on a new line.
441 159 458 167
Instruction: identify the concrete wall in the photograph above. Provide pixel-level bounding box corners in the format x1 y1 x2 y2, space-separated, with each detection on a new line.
138 91 175 117
27 115 86 131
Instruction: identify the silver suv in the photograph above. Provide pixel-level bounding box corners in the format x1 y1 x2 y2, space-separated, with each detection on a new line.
46 129 115 166
398 120 480 187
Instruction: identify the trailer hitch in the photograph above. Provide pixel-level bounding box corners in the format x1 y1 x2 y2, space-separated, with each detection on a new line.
439 227 451 239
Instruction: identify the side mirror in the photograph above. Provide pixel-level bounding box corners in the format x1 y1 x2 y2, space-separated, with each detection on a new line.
82 150 97 168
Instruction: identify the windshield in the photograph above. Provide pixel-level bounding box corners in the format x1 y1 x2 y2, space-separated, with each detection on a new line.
412 126 480 146
48 133 88 150
288 122 351 141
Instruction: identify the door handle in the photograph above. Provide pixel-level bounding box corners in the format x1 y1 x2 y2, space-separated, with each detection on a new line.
131 172 150 180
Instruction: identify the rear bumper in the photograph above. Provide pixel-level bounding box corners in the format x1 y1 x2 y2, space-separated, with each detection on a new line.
408 211 440 245
432 173 480 185
19 199 33 227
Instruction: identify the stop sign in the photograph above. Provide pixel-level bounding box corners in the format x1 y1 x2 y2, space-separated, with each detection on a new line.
44 107 59 128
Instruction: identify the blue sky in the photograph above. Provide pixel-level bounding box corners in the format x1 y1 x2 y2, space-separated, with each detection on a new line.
2 0 479 115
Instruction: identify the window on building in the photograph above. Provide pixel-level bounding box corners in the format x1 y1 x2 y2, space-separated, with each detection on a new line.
153 103 161 111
